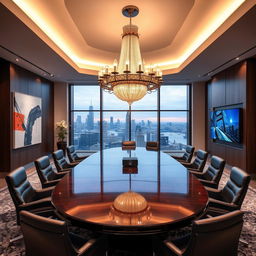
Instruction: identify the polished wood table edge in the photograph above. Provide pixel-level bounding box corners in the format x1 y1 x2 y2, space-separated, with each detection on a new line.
51 148 209 235
51 199 208 234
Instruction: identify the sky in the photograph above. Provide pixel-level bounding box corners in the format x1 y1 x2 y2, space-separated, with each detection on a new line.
72 85 188 122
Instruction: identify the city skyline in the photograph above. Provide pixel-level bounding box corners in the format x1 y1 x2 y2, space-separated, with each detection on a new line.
73 103 187 151
71 85 189 151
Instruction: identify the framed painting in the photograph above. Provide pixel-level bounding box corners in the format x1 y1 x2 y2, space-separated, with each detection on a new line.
13 92 42 149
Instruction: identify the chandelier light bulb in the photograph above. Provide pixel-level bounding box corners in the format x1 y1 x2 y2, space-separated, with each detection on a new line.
125 60 129 72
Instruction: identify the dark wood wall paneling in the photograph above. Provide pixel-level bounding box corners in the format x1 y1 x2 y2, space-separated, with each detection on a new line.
206 60 256 175
0 59 54 173
245 60 256 173
0 60 11 172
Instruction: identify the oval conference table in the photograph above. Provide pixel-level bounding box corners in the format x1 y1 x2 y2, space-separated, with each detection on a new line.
52 148 208 236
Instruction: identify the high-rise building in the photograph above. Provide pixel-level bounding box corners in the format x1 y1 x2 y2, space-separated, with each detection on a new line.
131 119 136 139
135 125 145 146
75 115 83 133
160 135 169 146
79 131 99 149
125 111 130 140
147 120 151 129
116 119 121 130
103 120 108 140
86 103 94 130
110 116 114 129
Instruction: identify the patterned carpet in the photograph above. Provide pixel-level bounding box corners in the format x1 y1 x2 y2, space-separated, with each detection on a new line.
0 169 256 256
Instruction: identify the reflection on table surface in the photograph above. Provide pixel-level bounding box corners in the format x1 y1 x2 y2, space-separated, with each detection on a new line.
52 148 208 231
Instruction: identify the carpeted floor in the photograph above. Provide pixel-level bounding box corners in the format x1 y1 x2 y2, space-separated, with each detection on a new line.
0 167 256 256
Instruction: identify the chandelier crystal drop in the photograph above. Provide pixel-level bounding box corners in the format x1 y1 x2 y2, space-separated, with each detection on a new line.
98 5 163 105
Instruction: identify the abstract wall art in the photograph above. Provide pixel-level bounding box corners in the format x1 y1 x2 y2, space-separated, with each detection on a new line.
13 92 42 149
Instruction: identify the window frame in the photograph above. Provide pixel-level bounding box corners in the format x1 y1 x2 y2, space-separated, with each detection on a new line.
69 84 191 150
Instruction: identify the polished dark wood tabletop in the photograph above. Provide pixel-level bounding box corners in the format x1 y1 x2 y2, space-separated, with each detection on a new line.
52 148 208 235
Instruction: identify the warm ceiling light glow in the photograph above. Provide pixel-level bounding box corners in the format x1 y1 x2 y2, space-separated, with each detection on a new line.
11 0 101 68
99 6 162 105
10 0 246 73
157 0 245 69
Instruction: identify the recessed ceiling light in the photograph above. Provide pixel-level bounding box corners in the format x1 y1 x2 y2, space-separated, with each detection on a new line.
235 57 240 60
50 74 54 77
15 58 19 62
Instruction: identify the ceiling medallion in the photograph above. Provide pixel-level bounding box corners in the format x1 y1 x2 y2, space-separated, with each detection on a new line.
98 5 163 105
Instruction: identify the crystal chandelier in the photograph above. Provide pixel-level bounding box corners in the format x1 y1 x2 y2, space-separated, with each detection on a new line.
98 5 163 105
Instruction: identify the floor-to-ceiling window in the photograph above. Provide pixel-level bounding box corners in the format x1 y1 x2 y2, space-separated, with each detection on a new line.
70 84 190 151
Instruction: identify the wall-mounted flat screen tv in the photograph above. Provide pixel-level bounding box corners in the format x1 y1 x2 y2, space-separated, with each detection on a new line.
210 108 241 144
210 111 217 140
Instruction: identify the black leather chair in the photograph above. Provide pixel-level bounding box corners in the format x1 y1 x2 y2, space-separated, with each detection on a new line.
172 145 195 163
190 156 225 189
52 149 78 172
5 167 54 224
146 141 159 151
35 156 69 188
20 210 107 256
182 149 208 172
206 166 251 216
122 141 136 150
154 210 244 256
67 145 89 163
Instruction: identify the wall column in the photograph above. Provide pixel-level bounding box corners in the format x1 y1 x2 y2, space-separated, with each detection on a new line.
191 82 206 151
54 82 69 149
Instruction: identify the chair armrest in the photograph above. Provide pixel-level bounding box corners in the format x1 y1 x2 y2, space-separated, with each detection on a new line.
76 155 88 160
78 239 96 255
35 186 54 198
198 179 218 189
164 241 183 256
205 187 222 199
78 237 107 256
18 197 52 211
181 162 192 168
208 198 238 211
44 179 61 187
55 172 67 178
187 167 201 172
68 162 78 167
172 155 185 160
189 170 203 176
59 168 73 173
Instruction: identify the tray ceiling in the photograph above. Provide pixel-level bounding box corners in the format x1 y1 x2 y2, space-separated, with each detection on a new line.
1 0 254 75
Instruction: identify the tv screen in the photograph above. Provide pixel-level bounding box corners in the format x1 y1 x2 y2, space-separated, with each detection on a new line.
210 111 217 140
210 108 241 143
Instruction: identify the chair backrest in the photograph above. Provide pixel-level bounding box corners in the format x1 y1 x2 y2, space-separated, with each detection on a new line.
221 167 251 207
52 150 68 171
122 141 136 150
184 210 244 256
20 210 78 256
67 145 77 163
34 156 56 184
203 156 225 184
192 150 208 171
146 141 159 150
183 145 195 162
5 167 36 206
